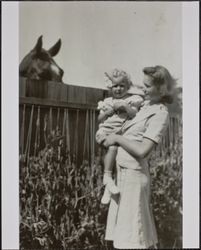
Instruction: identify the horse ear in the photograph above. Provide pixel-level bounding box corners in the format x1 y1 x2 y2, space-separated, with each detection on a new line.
48 39 61 57
33 35 43 54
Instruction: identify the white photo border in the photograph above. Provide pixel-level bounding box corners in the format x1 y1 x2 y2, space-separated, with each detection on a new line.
2 1 200 249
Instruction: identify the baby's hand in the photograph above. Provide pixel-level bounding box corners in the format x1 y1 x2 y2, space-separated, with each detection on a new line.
104 106 115 116
98 101 113 110
98 105 114 122
113 101 127 111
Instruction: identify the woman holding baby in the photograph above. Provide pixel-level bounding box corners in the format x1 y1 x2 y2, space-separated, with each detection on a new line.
96 65 176 249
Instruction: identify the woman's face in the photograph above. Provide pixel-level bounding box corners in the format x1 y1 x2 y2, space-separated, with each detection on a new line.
143 75 161 102
111 79 129 99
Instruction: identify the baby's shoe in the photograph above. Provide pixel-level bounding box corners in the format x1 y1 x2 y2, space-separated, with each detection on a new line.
101 186 111 204
107 179 119 194
103 173 119 195
103 173 112 185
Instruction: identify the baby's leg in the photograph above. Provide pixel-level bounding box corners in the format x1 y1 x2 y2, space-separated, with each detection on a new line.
103 145 117 179
101 146 119 204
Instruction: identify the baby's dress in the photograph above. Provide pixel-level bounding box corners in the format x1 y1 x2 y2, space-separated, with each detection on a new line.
96 95 144 144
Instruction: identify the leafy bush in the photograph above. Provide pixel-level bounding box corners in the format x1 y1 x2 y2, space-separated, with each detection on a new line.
149 122 182 248
20 122 182 249
20 131 108 249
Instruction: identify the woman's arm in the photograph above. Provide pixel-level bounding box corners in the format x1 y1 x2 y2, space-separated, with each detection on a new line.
103 108 169 158
103 134 155 159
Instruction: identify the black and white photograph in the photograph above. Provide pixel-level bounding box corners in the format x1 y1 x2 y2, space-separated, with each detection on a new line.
2 1 199 250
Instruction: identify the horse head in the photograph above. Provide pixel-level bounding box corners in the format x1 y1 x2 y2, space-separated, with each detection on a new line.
19 36 64 82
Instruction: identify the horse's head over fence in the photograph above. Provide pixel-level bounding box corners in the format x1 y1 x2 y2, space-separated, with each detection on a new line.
19 36 64 82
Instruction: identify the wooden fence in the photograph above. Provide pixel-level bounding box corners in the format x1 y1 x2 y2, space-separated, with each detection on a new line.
19 77 109 166
19 77 182 167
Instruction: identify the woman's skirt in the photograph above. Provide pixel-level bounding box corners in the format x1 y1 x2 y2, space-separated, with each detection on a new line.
105 164 158 249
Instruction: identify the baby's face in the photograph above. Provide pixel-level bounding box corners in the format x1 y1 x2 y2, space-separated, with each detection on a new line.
111 79 129 99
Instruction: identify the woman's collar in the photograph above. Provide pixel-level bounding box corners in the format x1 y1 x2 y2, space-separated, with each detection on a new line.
141 99 167 108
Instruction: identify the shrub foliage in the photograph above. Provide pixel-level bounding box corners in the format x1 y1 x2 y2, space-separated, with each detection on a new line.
20 119 182 249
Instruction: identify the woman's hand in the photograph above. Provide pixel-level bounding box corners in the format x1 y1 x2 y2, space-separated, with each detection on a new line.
103 134 120 147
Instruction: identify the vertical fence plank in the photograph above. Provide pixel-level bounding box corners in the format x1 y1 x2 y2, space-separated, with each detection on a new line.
73 109 79 165
24 105 34 163
66 109 71 162
34 106 40 157
83 110 89 162
56 107 60 132
49 107 53 133
62 109 66 136
20 104 26 155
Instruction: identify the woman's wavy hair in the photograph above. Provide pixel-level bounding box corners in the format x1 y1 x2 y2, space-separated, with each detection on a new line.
105 68 133 89
143 65 177 104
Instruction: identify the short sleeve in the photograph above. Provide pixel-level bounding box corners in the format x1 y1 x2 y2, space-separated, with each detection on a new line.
143 110 169 144
97 101 104 110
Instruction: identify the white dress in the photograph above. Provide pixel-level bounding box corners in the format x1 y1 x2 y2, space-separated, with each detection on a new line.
105 101 169 249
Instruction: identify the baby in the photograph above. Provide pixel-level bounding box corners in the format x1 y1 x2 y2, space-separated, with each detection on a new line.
96 69 144 204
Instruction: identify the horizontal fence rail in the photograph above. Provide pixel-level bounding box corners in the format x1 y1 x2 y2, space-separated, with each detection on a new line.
19 77 108 105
